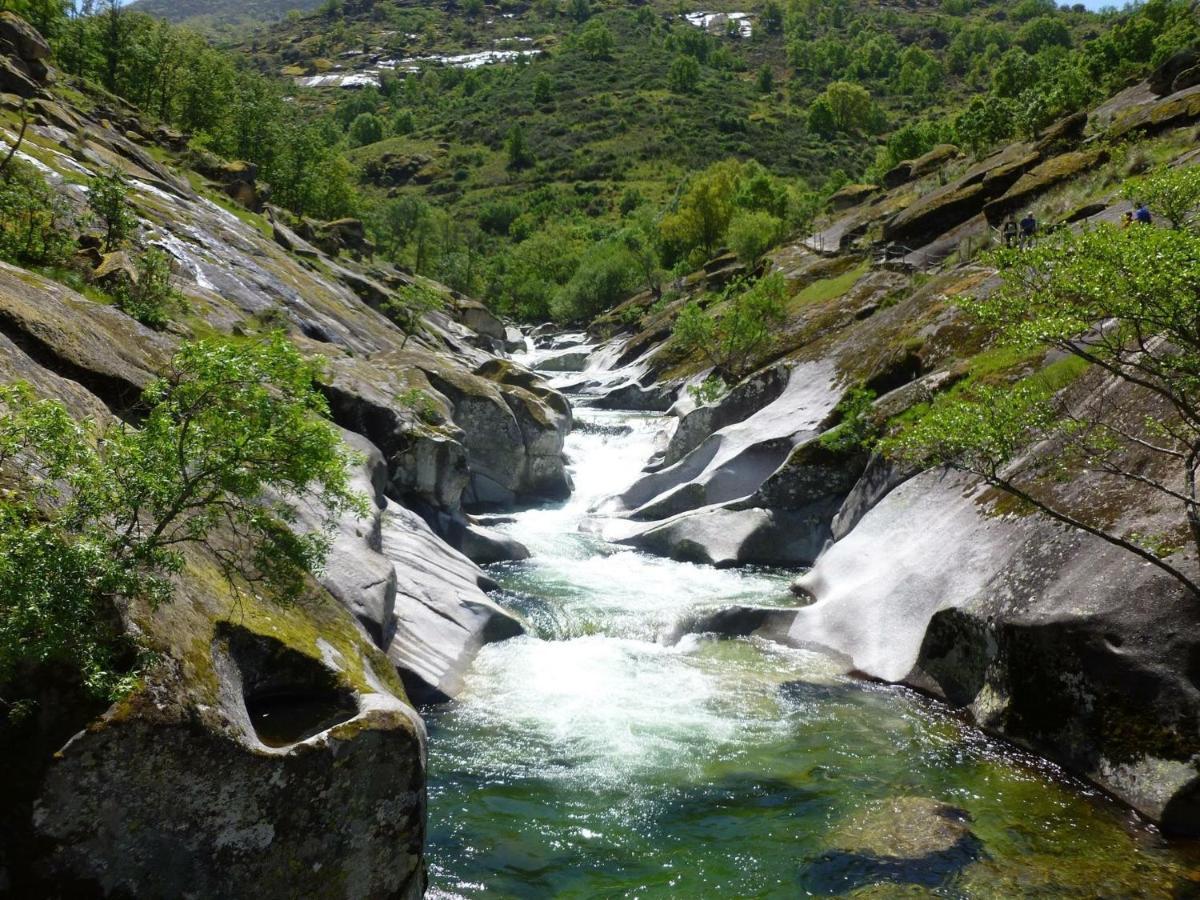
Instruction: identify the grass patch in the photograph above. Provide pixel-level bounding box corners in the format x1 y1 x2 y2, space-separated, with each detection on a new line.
789 260 870 311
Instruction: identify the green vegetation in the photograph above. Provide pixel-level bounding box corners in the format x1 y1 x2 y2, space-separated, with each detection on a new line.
87 170 137 252
19 0 1194 326
53 3 356 219
1125 164 1200 230
0 335 363 708
112 248 182 330
381 282 447 347
0 159 73 268
673 272 788 382
887 223 1200 595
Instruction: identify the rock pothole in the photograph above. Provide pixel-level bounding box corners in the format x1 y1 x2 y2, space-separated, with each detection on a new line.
216 624 358 748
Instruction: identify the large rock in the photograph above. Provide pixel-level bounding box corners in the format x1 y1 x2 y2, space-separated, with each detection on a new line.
663 364 790 466
776 464 1200 833
32 621 426 898
829 183 878 211
611 360 840 521
617 504 833 567
1108 84 1200 139
380 507 523 703
324 351 571 512
0 12 50 63
0 262 172 411
535 348 592 372
1150 48 1200 96
882 181 987 248
456 298 506 340
0 55 41 97
984 149 1109 224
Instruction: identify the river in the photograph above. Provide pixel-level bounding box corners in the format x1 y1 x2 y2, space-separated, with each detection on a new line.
424 405 1198 898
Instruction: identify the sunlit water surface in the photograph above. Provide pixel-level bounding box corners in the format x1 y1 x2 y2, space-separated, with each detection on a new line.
425 409 1200 898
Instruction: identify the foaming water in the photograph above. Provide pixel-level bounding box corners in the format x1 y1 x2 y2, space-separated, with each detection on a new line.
425 409 1199 898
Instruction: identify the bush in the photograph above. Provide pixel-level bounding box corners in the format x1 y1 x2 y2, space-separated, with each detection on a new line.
87 169 136 251
478 199 524 236
393 109 416 135
669 54 701 93
113 249 183 330
672 272 788 380
0 160 74 268
1124 165 1200 230
577 19 614 60
727 209 783 265
348 112 384 147
549 241 638 322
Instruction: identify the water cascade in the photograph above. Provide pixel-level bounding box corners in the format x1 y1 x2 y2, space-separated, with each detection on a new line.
425 404 1197 897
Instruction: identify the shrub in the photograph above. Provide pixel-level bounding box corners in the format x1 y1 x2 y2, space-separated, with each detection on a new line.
1124 164 1200 231
549 241 638 322
727 209 783 266
0 159 74 268
668 54 701 93
113 249 183 330
478 199 524 236
348 112 384 147
87 169 136 251
672 272 788 380
577 19 614 60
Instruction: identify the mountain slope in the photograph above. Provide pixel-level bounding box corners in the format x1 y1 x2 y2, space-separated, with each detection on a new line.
130 0 322 34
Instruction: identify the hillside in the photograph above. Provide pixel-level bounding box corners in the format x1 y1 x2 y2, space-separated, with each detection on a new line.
130 0 323 36
231 0 1193 318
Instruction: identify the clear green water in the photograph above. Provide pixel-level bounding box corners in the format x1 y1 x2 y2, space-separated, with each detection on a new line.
425 410 1200 898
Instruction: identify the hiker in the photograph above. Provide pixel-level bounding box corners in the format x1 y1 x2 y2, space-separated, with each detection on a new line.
1135 202 1152 224
1002 218 1018 248
1019 212 1037 247
1121 211 1133 228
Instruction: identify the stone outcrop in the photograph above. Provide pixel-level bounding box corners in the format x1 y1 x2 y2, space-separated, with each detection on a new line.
984 148 1110 224
0 29 563 889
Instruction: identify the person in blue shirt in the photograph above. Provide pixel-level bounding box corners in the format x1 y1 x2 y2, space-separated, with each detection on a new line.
1019 212 1037 247
1135 202 1152 224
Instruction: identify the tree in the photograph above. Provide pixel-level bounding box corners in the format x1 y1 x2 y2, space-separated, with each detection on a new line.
1018 15 1071 53
381 282 446 347
347 112 384 147
672 272 788 381
1125 165 1200 231
550 240 639 321
954 95 1016 156
887 224 1200 596
0 335 362 702
660 162 738 260
756 64 774 94
668 54 701 93
0 159 74 268
807 96 836 137
822 81 874 133
505 122 534 171
87 169 136 251
727 209 783 266
991 46 1040 98
577 18 614 60
567 0 591 23
113 248 182 329
533 72 556 105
